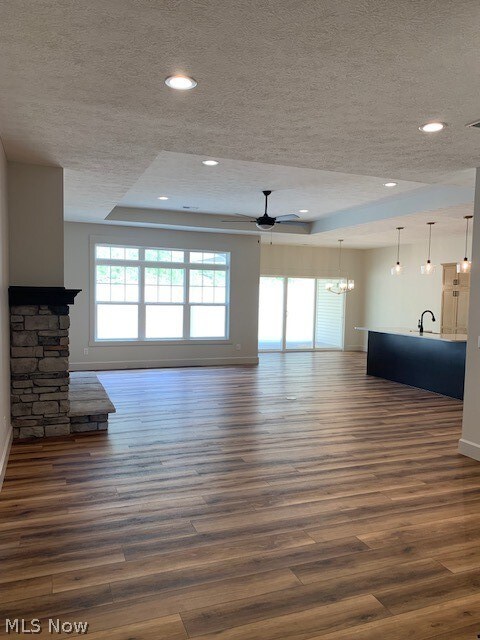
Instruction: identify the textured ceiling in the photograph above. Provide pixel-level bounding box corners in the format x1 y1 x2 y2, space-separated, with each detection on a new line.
118 151 428 220
269 204 474 248
0 1 479 227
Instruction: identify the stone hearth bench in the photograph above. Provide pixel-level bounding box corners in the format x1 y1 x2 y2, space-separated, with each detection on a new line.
69 372 116 433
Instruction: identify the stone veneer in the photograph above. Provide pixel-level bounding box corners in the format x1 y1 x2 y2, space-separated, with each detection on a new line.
70 414 109 433
69 372 115 434
10 304 70 439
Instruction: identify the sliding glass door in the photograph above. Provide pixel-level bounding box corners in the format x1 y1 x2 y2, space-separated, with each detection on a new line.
285 278 315 350
315 279 344 349
258 277 284 350
258 276 345 352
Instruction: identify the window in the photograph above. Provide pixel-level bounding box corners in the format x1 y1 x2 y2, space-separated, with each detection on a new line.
94 244 229 342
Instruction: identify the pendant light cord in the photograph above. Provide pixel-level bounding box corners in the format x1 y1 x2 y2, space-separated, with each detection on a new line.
428 224 432 261
396 228 401 263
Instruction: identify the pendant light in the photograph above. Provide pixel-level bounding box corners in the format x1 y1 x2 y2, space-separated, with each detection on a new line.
457 215 473 274
325 240 355 294
391 227 405 275
420 222 436 275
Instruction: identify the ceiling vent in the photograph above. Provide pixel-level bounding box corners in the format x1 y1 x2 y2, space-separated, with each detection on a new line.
182 206 199 210
466 120 480 129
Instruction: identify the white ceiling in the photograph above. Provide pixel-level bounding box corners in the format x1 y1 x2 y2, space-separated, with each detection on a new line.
267 204 474 248
118 151 429 220
0 1 479 244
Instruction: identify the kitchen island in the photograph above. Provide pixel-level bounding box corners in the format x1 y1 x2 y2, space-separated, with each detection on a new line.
356 327 467 400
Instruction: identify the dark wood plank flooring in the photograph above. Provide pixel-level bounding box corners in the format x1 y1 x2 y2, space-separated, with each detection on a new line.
1 352 479 639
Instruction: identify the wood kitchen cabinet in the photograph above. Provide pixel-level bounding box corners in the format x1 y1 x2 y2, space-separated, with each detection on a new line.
441 263 470 334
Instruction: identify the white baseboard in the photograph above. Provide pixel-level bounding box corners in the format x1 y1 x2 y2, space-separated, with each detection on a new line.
458 438 480 461
344 345 367 352
0 426 12 492
70 356 259 371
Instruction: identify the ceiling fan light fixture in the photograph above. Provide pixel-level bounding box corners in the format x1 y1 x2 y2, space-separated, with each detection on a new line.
235 190 308 231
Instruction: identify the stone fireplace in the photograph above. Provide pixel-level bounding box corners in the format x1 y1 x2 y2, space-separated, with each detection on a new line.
9 287 80 440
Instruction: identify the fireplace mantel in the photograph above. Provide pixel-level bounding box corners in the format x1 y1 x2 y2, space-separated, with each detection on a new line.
9 286 81 306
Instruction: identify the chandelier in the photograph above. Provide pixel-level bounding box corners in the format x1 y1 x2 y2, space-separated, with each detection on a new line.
325 240 355 294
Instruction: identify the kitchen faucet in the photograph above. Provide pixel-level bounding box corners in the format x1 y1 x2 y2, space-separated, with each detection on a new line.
418 310 436 334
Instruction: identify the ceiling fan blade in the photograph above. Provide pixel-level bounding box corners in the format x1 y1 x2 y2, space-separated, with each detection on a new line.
276 220 310 226
276 214 300 222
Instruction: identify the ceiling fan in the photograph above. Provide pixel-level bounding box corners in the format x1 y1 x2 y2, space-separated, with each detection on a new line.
222 190 309 230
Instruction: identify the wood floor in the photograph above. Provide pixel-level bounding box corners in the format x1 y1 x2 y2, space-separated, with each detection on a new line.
2 351 480 639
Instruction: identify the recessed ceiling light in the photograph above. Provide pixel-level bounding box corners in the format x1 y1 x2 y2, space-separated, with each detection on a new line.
419 121 446 133
157 196 169 200
202 160 219 166
299 209 309 213
164 75 197 90
383 182 397 187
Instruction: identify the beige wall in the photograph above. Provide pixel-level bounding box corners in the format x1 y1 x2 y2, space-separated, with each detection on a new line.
65 222 260 369
460 168 480 459
260 244 366 350
363 235 470 343
0 141 11 485
8 163 64 286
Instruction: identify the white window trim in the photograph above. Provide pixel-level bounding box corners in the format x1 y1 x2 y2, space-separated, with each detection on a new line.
89 237 231 346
